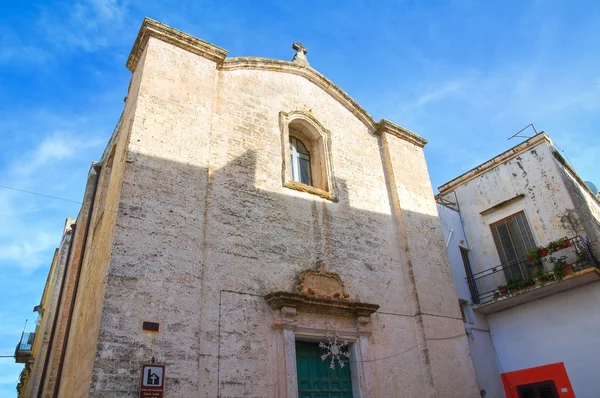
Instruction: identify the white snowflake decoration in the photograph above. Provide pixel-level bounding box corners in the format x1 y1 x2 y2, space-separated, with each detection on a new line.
319 333 351 369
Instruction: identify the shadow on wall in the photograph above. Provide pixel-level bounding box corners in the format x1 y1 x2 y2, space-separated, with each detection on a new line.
69 148 466 397
113 148 452 292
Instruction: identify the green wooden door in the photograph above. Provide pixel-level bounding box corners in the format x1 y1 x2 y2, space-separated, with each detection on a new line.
295 341 353 398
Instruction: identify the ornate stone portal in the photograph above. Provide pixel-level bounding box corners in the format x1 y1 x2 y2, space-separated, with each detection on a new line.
265 261 379 397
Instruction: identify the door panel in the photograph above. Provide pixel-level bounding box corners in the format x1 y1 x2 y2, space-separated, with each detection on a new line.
296 341 353 398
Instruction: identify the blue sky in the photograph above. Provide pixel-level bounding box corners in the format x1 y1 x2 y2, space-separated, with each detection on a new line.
1 0 599 395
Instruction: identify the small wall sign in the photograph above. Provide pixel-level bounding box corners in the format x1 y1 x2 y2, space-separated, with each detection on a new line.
140 364 165 398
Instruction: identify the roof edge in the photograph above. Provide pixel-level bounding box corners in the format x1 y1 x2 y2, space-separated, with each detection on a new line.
438 133 552 194
126 17 228 72
552 150 600 206
125 19 424 145
222 57 378 131
376 119 428 148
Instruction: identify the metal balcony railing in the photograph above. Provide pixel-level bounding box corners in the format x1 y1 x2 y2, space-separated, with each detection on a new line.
14 332 35 363
466 236 599 305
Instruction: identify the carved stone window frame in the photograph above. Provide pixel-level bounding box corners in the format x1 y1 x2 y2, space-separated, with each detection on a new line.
279 111 336 201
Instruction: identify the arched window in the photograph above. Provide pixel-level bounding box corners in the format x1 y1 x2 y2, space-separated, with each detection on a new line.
289 136 312 186
280 111 335 201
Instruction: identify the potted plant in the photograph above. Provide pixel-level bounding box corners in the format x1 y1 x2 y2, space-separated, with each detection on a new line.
521 279 535 289
498 285 508 294
547 237 571 254
538 247 549 258
527 248 539 262
506 278 519 293
557 237 571 249
535 267 551 285
550 256 571 280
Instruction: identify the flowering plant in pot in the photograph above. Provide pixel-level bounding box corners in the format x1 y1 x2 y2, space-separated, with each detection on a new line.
547 237 571 254
527 248 540 262
497 284 508 294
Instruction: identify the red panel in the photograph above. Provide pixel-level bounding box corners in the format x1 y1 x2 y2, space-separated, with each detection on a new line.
501 362 574 398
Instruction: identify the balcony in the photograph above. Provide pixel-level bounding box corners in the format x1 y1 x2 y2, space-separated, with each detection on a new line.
468 236 600 314
14 332 35 364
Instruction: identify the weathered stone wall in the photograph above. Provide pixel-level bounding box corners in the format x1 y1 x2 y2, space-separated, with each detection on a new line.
88 36 218 398
440 142 581 277
436 203 506 398
22 248 58 398
67 22 478 398
24 221 73 398
554 152 600 253
56 46 143 398
43 170 93 397
382 133 480 397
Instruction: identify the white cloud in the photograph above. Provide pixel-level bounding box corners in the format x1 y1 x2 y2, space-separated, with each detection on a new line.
0 229 57 272
415 80 469 107
13 132 103 177
0 0 131 65
0 129 103 272
41 0 130 53
0 27 50 65
89 0 128 21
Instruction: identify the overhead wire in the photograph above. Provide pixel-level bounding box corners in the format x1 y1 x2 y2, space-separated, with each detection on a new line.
0 184 118 214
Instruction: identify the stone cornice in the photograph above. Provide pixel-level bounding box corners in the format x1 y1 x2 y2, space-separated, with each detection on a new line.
126 17 228 72
265 291 379 318
438 133 552 194
376 119 428 148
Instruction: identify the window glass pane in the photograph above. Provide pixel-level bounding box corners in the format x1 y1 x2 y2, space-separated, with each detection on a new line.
300 158 311 185
294 137 309 155
290 135 312 186
290 154 295 180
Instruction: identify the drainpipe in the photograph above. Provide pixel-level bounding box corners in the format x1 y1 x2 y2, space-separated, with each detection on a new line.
37 222 76 398
53 163 101 398
445 228 454 248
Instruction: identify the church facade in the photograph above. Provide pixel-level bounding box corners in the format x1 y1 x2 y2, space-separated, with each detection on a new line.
17 18 479 397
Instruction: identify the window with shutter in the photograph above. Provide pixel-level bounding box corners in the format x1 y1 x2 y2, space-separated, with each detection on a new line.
538 381 558 398
516 380 559 398
460 247 480 304
490 211 536 282
519 385 536 398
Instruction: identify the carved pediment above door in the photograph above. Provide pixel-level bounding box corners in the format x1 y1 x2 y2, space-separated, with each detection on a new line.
265 261 379 319
297 260 349 300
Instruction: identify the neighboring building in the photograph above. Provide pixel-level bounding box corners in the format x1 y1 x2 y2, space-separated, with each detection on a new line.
15 220 74 397
15 18 480 397
437 133 600 398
